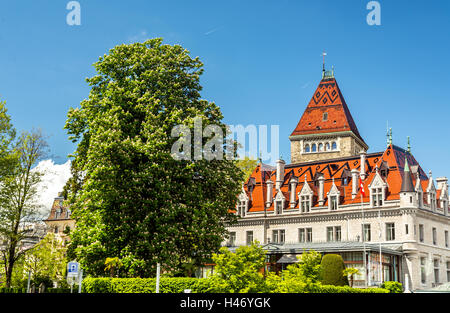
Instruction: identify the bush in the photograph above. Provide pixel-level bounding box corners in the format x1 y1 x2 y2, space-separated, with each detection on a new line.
0 288 26 293
46 288 73 293
320 254 348 286
381 281 403 293
316 285 389 293
207 243 266 293
82 277 211 293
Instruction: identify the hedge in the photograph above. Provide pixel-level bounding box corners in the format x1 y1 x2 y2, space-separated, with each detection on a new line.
80 277 388 294
381 281 403 293
82 277 212 293
0 288 26 293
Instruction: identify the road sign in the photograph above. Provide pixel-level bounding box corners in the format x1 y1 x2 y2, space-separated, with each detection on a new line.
67 261 79 277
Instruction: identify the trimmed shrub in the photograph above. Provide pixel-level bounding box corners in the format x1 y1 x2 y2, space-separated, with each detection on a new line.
381 281 403 293
46 288 73 293
0 288 26 293
320 254 348 286
82 277 211 293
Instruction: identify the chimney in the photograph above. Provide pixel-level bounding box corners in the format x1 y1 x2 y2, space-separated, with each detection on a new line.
289 175 298 208
318 173 325 206
351 169 359 199
276 159 286 190
360 150 367 180
436 177 448 191
266 179 274 208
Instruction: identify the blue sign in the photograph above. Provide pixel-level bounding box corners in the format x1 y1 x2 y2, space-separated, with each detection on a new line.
67 261 79 276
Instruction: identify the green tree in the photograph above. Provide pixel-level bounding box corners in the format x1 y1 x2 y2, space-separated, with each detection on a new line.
343 267 360 288
64 38 242 277
0 129 49 287
104 257 123 278
236 157 258 182
276 250 322 292
208 242 266 293
320 254 348 286
24 232 67 288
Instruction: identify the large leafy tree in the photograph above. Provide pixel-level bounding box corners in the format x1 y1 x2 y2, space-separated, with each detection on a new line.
0 128 49 287
65 38 243 277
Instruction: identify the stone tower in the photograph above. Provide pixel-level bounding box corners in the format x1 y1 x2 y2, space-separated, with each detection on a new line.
289 69 368 163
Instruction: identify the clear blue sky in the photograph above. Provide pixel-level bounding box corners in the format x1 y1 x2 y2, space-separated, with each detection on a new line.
0 0 449 179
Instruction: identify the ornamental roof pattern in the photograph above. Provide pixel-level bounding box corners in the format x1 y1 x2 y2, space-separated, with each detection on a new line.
290 77 366 147
237 144 443 213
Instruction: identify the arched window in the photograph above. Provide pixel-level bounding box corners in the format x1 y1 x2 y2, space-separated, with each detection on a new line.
325 142 330 151
311 144 317 152
318 143 324 152
304 144 310 153
332 142 337 150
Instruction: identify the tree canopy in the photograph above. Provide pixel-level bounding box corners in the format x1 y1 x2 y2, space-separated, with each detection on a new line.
64 38 243 277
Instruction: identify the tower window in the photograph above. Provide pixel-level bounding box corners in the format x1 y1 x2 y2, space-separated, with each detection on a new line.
318 143 324 152
304 144 310 153
331 142 337 150
323 112 328 121
311 144 317 152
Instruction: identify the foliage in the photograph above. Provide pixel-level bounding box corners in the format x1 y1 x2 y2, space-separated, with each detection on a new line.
207 242 266 293
343 267 361 288
104 257 123 278
381 281 403 293
0 128 49 287
23 232 67 288
82 277 211 293
320 254 348 286
235 157 258 182
79 276 389 294
275 250 323 292
64 38 242 277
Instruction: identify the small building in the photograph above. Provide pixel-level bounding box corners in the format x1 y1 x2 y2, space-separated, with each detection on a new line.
43 193 74 245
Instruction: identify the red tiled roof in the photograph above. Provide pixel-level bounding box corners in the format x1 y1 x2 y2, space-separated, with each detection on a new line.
290 77 366 146
240 145 433 213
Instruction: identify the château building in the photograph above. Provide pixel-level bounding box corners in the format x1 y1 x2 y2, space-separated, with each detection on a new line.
43 193 74 245
227 69 450 291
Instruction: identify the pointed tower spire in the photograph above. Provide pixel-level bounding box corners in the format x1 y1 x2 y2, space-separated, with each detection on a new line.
401 156 414 192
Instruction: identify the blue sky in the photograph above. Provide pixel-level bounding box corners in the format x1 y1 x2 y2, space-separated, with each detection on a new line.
0 0 449 179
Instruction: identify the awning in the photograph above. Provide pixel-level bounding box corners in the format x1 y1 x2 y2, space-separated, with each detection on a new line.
276 254 299 264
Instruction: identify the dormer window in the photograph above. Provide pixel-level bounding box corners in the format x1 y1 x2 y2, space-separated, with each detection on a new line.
368 170 388 208
237 200 247 217
327 180 340 211
323 112 328 121
429 192 436 211
372 188 383 207
330 195 338 210
275 201 283 215
300 195 311 213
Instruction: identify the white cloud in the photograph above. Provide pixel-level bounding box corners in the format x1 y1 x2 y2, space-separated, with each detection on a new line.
32 159 72 218
127 30 149 43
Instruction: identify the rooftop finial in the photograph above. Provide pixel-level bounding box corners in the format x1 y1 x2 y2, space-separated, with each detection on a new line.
322 51 327 78
386 121 390 147
407 136 411 154
389 128 393 145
